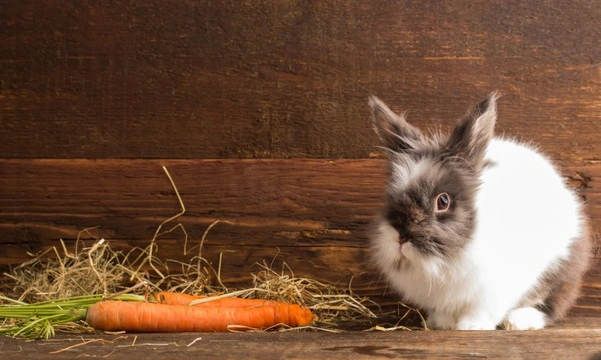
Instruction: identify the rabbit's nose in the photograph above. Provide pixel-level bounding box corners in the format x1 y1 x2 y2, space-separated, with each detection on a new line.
398 236 410 245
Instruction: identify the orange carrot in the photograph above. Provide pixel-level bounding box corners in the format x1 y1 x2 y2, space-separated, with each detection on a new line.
151 292 285 308
85 300 314 332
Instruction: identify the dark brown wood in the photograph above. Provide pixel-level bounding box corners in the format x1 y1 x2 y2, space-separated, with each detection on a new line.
1 2 601 353
1 159 599 317
1 1 600 159
1 318 601 359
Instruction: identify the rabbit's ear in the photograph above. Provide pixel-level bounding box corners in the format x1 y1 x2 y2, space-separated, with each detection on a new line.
370 96 423 152
446 92 498 166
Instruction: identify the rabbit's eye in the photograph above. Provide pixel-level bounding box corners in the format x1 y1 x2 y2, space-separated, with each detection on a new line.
435 193 450 213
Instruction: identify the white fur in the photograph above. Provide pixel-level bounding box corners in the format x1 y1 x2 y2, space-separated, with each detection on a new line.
504 307 547 330
372 138 585 330
390 156 434 194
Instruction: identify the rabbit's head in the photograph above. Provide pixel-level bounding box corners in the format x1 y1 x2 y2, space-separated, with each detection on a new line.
370 93 498 271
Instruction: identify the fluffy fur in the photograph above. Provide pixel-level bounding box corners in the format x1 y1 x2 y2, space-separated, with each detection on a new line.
369 93 591 330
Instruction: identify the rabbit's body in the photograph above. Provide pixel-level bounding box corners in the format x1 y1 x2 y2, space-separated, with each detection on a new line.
370 94 591 330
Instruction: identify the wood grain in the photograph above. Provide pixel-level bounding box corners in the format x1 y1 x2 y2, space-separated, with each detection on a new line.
1 1 600 159
0 318 600 359
1 159 599 317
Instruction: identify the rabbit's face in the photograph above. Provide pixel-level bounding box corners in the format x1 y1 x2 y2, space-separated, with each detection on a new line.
369 94 497 270
377 153 478 267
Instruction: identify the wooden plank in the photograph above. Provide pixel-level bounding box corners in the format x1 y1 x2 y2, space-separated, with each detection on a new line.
1 1 600 159
0 159 599 317
0 318 600 359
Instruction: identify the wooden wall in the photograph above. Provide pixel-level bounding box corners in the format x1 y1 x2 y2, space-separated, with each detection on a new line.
1 1 600 317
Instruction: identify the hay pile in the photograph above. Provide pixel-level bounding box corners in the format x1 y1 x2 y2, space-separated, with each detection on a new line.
0 232 381 332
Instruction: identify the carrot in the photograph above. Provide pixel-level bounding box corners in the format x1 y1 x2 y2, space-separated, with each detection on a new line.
85 300 314 332
151 291 286 308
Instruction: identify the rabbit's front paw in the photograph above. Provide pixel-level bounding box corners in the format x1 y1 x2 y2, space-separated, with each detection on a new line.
456 317 496 330
503 307 546 330
426 311 455 330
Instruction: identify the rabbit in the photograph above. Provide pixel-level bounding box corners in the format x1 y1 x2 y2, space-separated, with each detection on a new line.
368 92 592 330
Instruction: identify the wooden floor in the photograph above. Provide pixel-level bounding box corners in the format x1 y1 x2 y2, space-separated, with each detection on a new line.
1 318 600 359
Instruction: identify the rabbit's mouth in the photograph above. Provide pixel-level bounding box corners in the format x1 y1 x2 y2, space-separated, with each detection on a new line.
397 240 429 268
398 236 410 246
402 235 446 259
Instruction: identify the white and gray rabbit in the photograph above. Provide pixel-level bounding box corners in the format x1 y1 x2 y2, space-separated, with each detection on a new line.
369 92 591 330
